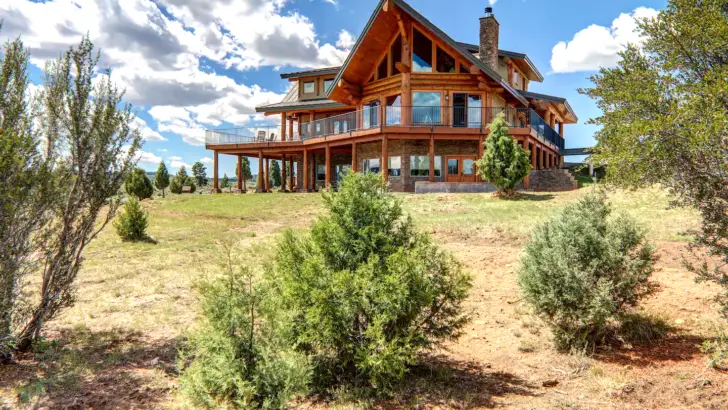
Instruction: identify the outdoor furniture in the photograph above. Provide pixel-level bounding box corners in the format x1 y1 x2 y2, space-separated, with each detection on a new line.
257 130 266 142
268 133 276 142
182 186 193 193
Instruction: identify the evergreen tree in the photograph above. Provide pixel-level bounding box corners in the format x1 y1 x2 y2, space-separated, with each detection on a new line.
270 160 282 188
475 114 531 197
236 156 252 191
580 0 728 320
221 173 230 192
124 167 154 200
114 197 149 241
191 161 208 186
154 161 169 198
170 166 196 194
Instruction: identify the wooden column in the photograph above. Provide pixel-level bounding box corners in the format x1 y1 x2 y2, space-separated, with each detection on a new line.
281 155 287 192
540 148 545 170
324 144 331 189
352 142 358 172
213 150 221 193
265 158 270 192
256 151 264 192
237 155 243 191
429 135 435 182
522 139 530 189
289 156 295 191
478 135 485 182
381 135 389 183
281 112 287 141
288 118 294 140
303 150 309 192
531 143 537 170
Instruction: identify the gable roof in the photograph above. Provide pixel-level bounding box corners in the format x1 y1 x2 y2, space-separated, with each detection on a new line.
327 0 528 106
280 66 340 80
456 42 544 82
520 90 578 123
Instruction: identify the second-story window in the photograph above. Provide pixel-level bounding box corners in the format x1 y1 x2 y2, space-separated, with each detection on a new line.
323 78 334 91
377 56 388 80
303 81 315 94
385 95 401 125
513 70 520 88
413 28 433 72
436 46 456 73
390 35 402 75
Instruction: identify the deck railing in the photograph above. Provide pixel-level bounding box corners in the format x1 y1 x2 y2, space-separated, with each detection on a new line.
205 126 302 145
205 106 565 151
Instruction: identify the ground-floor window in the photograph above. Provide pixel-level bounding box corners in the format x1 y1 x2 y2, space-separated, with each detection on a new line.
316 164 326 181
362 158 380 174
410 155 442 177
388 156 401 177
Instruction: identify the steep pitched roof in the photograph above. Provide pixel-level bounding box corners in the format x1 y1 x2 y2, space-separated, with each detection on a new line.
327 0 528 106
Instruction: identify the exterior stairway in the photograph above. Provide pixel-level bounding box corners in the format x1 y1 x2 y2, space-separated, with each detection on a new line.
528 169 578 192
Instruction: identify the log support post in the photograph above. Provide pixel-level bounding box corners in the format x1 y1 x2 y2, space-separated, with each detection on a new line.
256 151 264 193
265 158 270 192
281 112 287 142
325 144 331 189
352 142 358 172
382 135 389 184
281 154 287 192
237 154 243 191
303 149 309 192
429 135 435 183
522 139 530 189
212 150 221 193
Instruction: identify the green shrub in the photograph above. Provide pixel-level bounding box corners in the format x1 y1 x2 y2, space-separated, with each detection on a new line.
701 326 728 371
269 171 471 395
114 198 148 241
517 191 657 350
475 113 531 197
179 245 311 409
169 176 196 194
124 167 154 200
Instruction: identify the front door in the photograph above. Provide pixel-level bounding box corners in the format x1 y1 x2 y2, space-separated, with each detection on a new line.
445 155 477 182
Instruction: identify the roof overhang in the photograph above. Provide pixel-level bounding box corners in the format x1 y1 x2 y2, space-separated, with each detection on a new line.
521 91 578 123
280 67 341 80
456 43 544 82
255 100 347 113
327 0 528 107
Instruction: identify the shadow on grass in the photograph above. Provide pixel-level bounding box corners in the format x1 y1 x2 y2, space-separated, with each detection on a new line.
306 354 538 409
512 193 556 202
593 313 705 368
3 326 180 409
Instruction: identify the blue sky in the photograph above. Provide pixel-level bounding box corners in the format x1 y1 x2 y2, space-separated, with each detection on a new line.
2 0 666 176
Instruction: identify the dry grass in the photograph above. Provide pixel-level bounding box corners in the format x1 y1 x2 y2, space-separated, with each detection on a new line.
1 186 726 409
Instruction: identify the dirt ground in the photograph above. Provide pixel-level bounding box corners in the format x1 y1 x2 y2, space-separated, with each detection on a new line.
1 190 727 409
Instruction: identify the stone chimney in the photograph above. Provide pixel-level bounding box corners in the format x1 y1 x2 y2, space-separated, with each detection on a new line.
479 6 499 71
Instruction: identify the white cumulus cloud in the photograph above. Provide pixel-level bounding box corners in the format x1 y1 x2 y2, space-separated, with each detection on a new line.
336 30 355 49
200 157 213 164
550 7 658 74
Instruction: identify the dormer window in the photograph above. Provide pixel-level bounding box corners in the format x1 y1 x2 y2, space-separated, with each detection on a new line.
323 78 334 92
303 81 315 94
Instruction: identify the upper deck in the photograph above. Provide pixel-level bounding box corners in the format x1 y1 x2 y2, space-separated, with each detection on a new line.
205 106 564 152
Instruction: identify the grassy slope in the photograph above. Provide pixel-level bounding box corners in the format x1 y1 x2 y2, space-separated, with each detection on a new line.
1 187 716 409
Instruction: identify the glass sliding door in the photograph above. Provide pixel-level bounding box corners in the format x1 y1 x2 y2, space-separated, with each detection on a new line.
412 92 441 126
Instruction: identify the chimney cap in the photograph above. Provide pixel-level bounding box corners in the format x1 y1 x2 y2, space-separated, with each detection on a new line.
485 6 493 16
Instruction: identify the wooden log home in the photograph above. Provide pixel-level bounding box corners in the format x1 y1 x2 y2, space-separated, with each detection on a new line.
205 0 578 193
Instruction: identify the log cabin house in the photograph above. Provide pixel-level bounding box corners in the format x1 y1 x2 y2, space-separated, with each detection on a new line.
205 0 578 193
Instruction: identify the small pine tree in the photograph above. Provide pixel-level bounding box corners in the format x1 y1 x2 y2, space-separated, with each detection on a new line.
114 197 149 241
237 157 252 192
475 114 532 197
518 191 657 350
272 171 471 393
124 167 154 200
270 160 282 188
191 161 208 186
154 161 169 198
221 173 230 192
170 166 196 194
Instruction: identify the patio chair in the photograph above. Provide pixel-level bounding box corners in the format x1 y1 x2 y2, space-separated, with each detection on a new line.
257 130 266 142
268 133 276 142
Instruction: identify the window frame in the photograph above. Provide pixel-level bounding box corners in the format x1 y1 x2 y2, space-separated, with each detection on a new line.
362 158 381 174
412 27 434 73
303 81 316 94
323 78 334 92
409 155 442 177
316 164 326 182
388 156 402 178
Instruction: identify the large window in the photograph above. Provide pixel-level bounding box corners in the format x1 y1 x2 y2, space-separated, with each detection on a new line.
323 78 334 91
412 92 441 125
316 164 326 181
410 156 442 177
363 101 380 129
362 158 380 174
303 81 315 94
385 94 402 125
388 156 401 177
436 46 456 73
412 28 433 72
390 35 402 75
377 56 388 80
